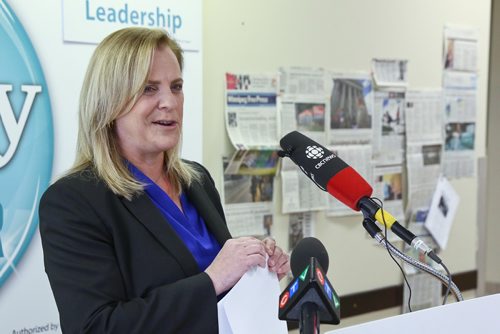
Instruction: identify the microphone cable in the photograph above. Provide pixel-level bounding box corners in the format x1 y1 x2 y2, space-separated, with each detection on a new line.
363 199 462 305
365 225 464 302
370 197 413 312
378 198 458 305
440 261 453 305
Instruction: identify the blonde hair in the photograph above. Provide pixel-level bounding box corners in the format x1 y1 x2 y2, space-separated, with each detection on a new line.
70 27 199 200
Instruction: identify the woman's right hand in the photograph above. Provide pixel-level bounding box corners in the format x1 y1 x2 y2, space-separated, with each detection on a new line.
204 237 267 295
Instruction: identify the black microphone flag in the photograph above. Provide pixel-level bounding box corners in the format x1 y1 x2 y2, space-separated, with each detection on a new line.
278 238 340 325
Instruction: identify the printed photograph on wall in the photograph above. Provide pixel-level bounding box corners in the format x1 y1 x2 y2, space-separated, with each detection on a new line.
381 93 405 136
330 78 372 129
380 172 403 201
295 103 325 132
422 144 443 165
445 122 475 151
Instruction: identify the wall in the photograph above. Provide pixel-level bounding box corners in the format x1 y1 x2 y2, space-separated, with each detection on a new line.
202 0 491 299
485 0 500 293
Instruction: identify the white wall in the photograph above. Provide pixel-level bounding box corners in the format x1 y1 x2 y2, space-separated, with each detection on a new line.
203 0 491 297
485 0 500 291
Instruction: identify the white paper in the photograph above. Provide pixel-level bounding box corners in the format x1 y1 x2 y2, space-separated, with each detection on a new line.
222 154 278 237
443 25 479 72
288 212 315 251
278 66 329 146
371 59 408 87
224 72 279 150
280 158 328 214
405 90 444 211
217 264 288 334
372 90 406 165
442 89 477 179
425 176 459 249
442 26 478 179
329 71 374 145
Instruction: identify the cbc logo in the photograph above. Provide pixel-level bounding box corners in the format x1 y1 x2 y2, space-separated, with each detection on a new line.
305 145 324 159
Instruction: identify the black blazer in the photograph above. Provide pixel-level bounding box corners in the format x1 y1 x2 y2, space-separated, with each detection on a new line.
39 162 232 333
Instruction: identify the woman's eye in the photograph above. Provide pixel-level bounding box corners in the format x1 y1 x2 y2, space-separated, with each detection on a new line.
172 83 183 92
144 85 157 94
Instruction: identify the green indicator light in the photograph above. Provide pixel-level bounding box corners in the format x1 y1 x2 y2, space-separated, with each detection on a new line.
333 291 340 308
299 265 310 281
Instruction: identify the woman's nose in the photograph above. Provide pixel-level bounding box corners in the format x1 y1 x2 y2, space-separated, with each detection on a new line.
158 90 179 109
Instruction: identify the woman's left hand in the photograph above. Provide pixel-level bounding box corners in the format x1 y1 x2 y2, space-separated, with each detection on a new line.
262 237 290 280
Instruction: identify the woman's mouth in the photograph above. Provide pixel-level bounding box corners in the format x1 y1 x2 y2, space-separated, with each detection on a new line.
153 120 176 127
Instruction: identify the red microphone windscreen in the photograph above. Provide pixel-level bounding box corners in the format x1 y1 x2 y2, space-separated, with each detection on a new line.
326 166 373 211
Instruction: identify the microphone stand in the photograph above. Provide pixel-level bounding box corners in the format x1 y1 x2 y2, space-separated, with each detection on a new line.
300 302 320 334
362 218 463 302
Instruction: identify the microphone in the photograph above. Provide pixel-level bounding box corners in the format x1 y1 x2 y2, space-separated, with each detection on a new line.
278 131 439 262
278 131 371 211
278 237 340 334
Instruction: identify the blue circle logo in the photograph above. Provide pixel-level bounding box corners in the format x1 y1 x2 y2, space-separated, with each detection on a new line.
0 1 53 286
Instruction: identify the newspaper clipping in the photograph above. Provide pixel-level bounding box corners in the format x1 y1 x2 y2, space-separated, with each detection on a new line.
222 151 279 237
225 72 279 150
329 72 374 145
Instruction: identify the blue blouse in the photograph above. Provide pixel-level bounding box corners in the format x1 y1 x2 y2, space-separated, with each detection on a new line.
129 164 221 271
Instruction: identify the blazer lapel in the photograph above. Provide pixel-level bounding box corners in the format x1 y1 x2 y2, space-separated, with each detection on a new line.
186 181 232 246
120 193 200 276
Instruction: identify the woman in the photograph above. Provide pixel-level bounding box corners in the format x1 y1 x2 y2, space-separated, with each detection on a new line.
39 27 289 333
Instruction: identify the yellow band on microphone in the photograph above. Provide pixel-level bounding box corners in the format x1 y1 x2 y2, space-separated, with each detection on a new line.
374 208 397 228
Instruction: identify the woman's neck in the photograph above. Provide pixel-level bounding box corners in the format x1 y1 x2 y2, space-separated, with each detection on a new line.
127 155 183 212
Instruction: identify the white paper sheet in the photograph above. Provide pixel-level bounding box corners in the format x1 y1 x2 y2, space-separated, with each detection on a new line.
424 176 459 249
217 263 288 334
